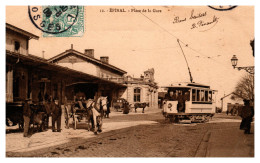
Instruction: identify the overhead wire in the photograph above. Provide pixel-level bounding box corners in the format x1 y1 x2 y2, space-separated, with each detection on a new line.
130 6 239 75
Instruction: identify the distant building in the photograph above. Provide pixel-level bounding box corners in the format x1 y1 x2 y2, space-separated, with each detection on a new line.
119 68 158 107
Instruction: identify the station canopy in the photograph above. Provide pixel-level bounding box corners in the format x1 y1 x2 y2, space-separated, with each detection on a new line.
6 51 126 88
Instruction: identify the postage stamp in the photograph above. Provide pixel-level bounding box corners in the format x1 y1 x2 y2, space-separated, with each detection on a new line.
28 6 84 37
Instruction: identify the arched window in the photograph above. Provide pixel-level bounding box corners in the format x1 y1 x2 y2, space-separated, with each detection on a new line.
134 87 141 102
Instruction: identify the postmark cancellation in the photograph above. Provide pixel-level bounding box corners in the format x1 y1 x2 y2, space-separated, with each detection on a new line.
28 6 84 37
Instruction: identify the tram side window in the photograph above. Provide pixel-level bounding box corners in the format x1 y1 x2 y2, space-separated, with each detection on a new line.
201 90 205 101
209 91 212 102
192 89 196 101
196 90 200 101
205 91 208 101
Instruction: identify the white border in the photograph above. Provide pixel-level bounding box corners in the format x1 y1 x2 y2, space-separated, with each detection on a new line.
1 0 259 162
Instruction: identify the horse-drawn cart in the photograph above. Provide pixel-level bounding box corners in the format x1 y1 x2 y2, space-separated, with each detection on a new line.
64 102 90 130
63 97 107 135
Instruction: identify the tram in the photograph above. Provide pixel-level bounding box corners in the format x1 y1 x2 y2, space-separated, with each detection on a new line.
162 82 216 122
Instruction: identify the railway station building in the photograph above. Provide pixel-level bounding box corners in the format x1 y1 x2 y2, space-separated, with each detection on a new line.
6 23 158 108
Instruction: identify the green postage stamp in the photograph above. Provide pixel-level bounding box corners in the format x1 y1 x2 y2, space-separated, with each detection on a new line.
28 6 84 37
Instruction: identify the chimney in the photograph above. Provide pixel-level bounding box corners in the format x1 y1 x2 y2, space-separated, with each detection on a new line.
100 56 109 64
42 50 45 59
84 49 94 58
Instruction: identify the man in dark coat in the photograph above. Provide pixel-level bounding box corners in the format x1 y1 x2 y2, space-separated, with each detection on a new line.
164 91 176 101
51 99 62 132
23 99 32 137
240 99 254 134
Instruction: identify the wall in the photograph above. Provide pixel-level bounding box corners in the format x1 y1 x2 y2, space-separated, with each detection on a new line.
122 83 158 107
6 65 13 102
6 31 28 55
55 55 123 78
99 67 122 78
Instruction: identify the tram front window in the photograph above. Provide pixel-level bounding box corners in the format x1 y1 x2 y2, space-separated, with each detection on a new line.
165 88 191 101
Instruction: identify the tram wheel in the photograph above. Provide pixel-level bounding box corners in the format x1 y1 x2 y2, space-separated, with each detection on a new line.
189 116 195 122
169 116 174 123
174 117 180 123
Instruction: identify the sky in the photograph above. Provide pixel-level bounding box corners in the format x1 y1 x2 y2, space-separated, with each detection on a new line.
5 6 254 106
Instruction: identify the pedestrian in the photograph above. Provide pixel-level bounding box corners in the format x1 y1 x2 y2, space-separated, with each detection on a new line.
51 99 62 132
23 98 32 137
240 99 254 134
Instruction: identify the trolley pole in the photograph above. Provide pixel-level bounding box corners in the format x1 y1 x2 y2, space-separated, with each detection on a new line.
177 39 193 83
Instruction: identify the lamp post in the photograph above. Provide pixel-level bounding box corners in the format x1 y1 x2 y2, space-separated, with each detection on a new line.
230 55 254 74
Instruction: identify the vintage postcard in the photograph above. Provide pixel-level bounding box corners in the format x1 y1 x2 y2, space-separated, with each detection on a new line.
4 4 255 158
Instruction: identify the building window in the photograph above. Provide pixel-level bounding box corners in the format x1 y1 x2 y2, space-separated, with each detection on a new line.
134 87 141 102
14 41 20 52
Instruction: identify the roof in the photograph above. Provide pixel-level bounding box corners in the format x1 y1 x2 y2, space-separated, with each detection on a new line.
125 80 158 88
161 82 211 89
48 48 127 75
6 23 39 40
6 50 126 88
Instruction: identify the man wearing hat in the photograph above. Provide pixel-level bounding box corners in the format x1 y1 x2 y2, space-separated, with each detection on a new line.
240 99 254 134
23 98 32 137
51 99 62 132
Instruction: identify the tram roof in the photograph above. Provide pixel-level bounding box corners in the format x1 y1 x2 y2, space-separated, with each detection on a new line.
161 82 211 89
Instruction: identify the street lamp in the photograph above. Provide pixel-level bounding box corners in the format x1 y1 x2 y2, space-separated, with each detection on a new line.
230 55 254 74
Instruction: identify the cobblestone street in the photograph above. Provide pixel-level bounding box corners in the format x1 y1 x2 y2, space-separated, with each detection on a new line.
6 108 254 157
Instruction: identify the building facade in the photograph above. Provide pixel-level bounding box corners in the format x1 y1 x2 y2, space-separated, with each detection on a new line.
6 23 158 109
119 69 158 107
6 23 126 105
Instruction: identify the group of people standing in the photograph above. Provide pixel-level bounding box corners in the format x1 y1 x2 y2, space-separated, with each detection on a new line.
23 96 62 137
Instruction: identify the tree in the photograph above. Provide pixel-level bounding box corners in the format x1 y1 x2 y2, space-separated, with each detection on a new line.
231 74 254 101
250 39 254 57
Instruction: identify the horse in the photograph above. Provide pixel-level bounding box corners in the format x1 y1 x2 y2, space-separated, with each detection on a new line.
134 102 149 113
83 97 107 134
92 96 107 134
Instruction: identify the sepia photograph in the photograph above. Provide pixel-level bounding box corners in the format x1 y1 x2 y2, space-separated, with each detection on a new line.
3 3 255 158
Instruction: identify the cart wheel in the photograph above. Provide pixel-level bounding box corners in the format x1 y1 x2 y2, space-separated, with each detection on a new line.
65 117 69 129
74 120 77 130
64 107 70 129
73 114 77 130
